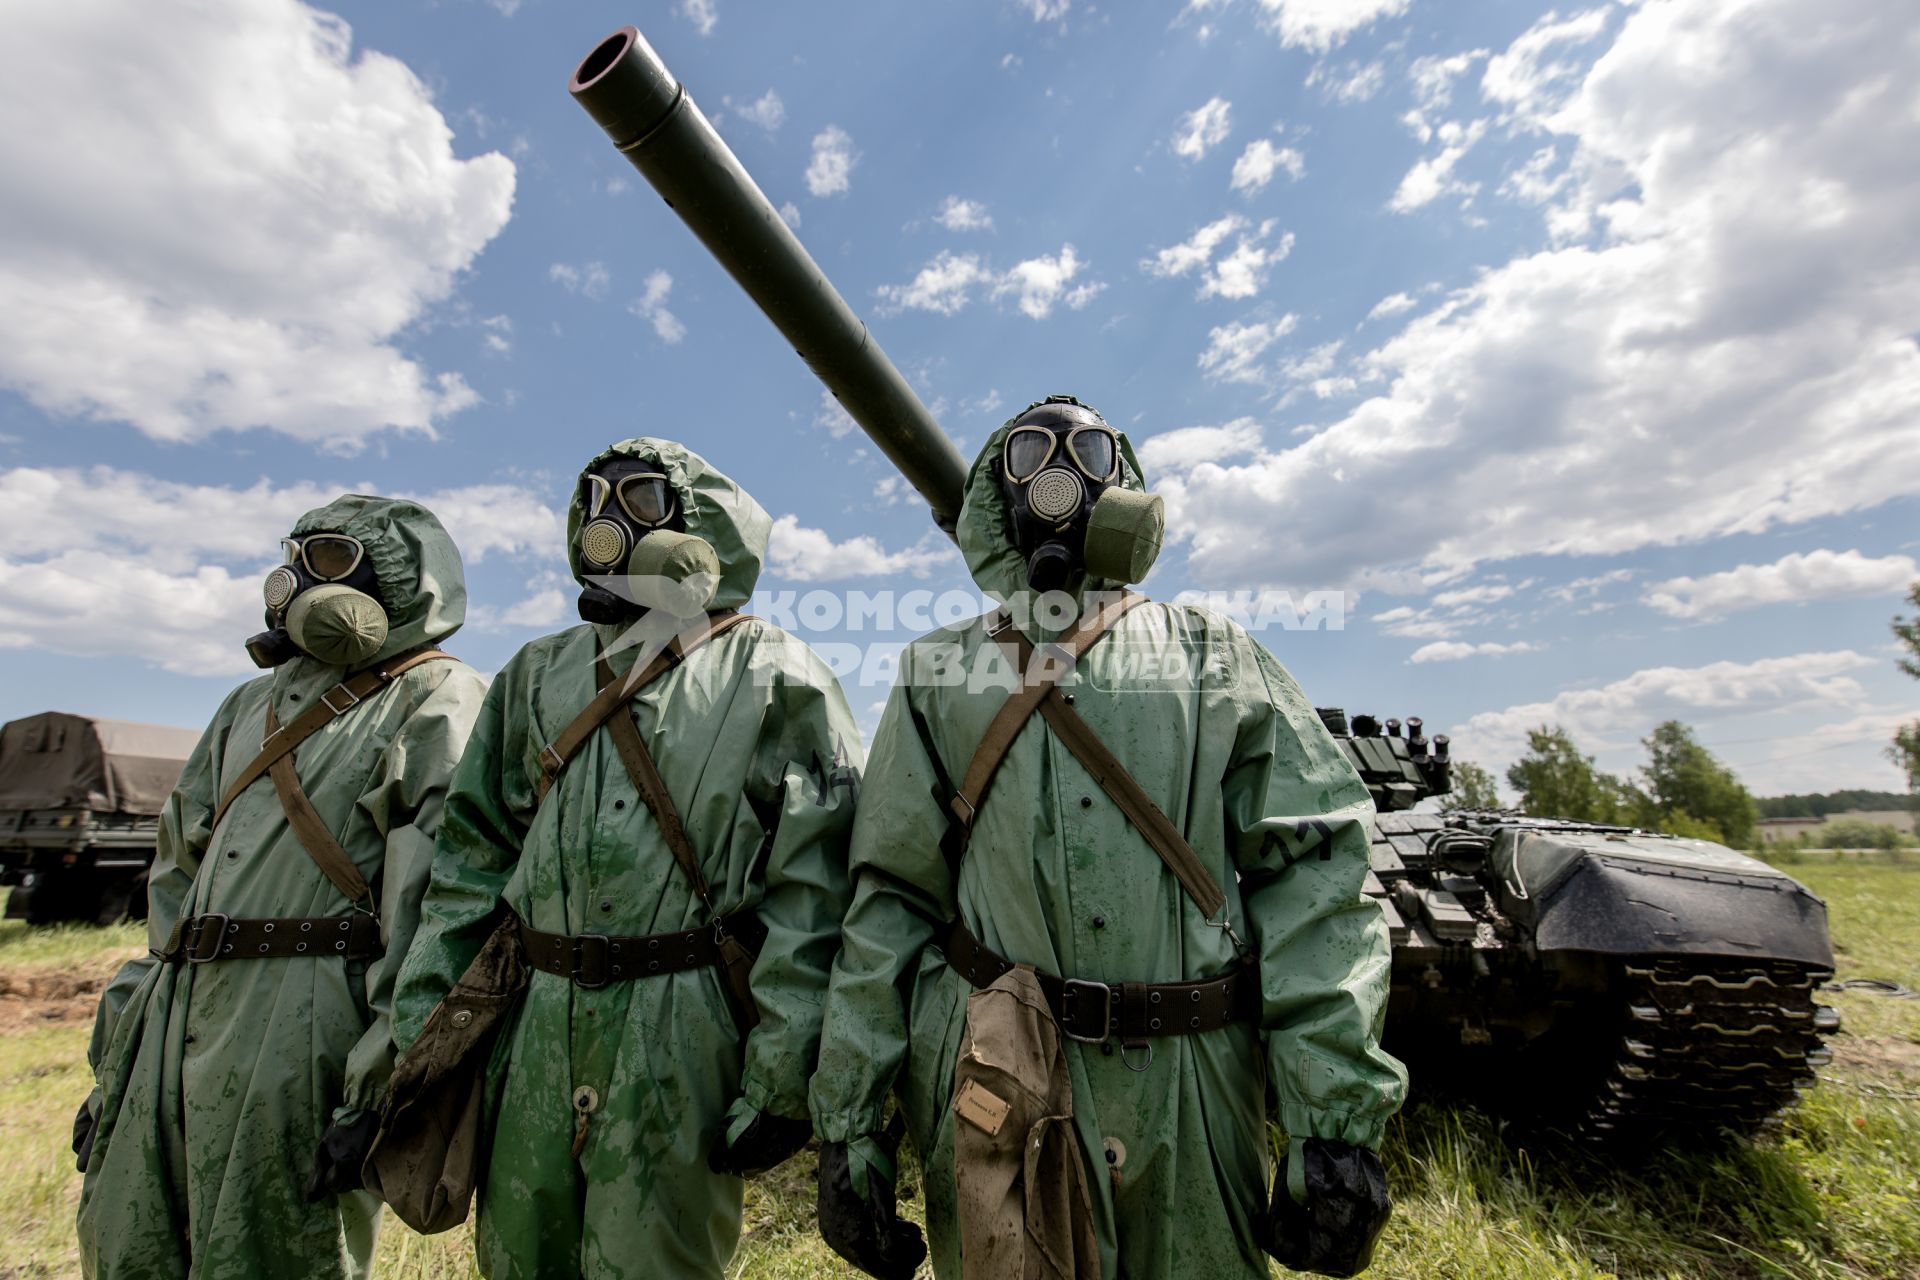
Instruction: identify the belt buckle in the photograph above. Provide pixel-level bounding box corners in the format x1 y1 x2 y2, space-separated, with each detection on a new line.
185 913 231 963
1059 978 1113 1044
320 684 361 715
572 933 612 989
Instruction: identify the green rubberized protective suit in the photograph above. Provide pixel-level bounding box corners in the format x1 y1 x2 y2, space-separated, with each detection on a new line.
77 495 487 1280
810 417 1407 1278
391 439 861 1280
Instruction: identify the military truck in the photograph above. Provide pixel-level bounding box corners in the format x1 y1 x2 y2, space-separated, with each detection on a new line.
564 25 1839 1146
1324 709 1839 1143
0 711 197 925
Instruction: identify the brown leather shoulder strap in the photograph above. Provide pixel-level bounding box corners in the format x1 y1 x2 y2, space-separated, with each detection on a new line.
265 701 375 909
211 647 456 833
949 592 1145 832
533 611 751 804
959 594 1230 924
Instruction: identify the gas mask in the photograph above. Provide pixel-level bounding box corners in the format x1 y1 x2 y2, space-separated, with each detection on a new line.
575 460 721 623
998 397 1164 591
245 533 390 669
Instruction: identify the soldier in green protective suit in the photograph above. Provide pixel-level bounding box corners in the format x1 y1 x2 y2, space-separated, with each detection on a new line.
390 438 861 1280
811 397 1408 1279
74 495 488 1280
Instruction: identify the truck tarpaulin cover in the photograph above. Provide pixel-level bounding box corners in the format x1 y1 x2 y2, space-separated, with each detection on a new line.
0 713 199 815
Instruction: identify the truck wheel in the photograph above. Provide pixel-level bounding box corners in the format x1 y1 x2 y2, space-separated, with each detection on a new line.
93 871 147 926
19 868 86 926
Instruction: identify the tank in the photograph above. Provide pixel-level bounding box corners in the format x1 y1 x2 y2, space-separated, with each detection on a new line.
0 711 197 924
565 26 1839 1146
1321 708 1840 1144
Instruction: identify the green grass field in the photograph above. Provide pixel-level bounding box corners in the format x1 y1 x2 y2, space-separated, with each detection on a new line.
3 861 1915 1279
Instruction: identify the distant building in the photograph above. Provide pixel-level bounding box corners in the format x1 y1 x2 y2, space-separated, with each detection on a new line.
1757 817 1821 844
1757 809 1917 843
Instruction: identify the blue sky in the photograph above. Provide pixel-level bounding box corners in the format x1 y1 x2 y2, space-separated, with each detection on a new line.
0 0 1915 800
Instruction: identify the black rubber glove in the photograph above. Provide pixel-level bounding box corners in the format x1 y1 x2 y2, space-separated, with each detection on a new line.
816 1126 926 1280
304 1110 381 1202
1255 1137 1392 1278
72 1098 97 1174
708 1106 813 1178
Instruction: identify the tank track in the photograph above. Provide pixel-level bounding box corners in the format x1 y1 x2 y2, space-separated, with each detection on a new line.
1570 958 1839 1143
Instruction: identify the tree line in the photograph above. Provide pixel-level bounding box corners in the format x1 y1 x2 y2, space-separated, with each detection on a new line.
1444 721 1758 846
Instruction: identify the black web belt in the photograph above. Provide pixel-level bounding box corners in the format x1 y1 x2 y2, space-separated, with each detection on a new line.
942 918 1256 1046
157 912 383 964
518 912 766 990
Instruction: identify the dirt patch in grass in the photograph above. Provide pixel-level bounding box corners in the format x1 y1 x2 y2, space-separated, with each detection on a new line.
0 952 132 1034
1829 1032 1920 1081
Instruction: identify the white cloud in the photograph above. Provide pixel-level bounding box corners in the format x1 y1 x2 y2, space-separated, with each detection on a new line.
1197 316 1298 384
1409 639 1537 663
1739 710 1920 794
627 271 686 345
1481 6 1612 122
1452 650 1879 775
806 125 858 197
779 202 802 230
723 88 784 131
479 315 512 356
765 515 958 581
1389 119 1487 212
1157 0 1920 593
468 570 573 632
1366 292 1419 321
0 0 515 450
994 245 1103 318
1145 215 1243 277
1308 59 1386 104
1547 568 1635 603
814 389 859 439
0 465 561 675
678 0 718 36
935 197 994 232
1404 49 1489 137
1173 97 1233 160
1231 137 1307 193
1138 420 1265 476
1255 0 1412 52
1645 550 1919 620
877 245 1101 319
1018 0 1071 20
876 252 996 316
550 261 611 300
1432 582 1515 608
1143 215 1292 300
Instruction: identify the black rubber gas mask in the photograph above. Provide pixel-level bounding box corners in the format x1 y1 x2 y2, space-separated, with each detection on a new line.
245 533 389 669
998 397 1163 591
575 459 720 623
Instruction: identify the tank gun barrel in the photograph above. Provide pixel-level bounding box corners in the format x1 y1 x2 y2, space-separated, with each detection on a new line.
569 27 970 529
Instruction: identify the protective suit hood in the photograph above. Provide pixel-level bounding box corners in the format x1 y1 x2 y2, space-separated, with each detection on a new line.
956 401 1151 606
566 437 770 612
288 495 467 664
